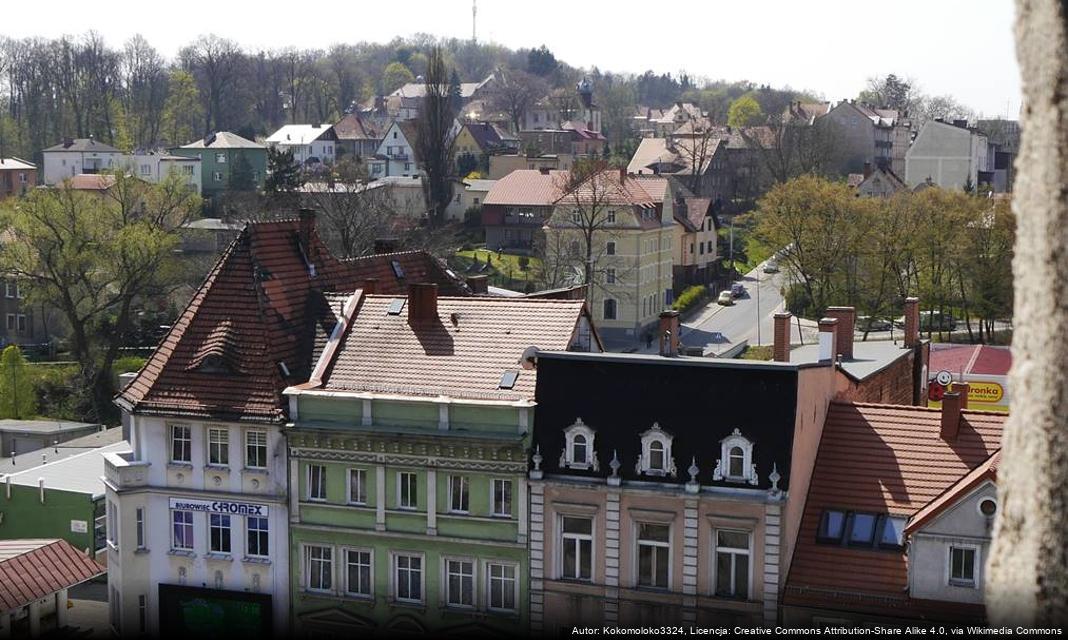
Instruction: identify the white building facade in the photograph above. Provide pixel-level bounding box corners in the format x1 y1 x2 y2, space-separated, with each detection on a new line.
41 138 124 185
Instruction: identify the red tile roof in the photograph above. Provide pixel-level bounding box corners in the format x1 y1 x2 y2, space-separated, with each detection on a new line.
0 539 104 611
907 450 999 535
116 216 468 423
315 295 595 402
332 113 380 141
785 401 1006 618
483 169 567 207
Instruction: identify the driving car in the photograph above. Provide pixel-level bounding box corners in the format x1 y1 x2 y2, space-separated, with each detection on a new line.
717 290 735 306
730 283 746 298
763 259 780 274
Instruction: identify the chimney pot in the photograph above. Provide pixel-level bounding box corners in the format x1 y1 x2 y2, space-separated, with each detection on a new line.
863 161 873 179
818 317 839 363
773 312 792 362
953 381 970 409
940 392 962 441
825 307 855 359
407 283 439 325
659 310 681 357
904 297 920 348
466 274 489 294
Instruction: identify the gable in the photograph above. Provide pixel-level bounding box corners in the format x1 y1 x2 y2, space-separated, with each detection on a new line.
914 480 997 539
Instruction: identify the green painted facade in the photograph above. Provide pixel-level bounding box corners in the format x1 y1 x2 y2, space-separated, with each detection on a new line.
0 483 103 553
172 143 266 198
287 394 531 636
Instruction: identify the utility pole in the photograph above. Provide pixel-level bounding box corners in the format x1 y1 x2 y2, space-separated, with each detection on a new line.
756 270 762 345
472 0 478 42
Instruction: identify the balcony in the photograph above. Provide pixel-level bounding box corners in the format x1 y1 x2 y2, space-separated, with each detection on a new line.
103 451 151 489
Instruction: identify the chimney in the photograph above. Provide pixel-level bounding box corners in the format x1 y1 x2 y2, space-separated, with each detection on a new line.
953 381 970 409
619 166 627 183
818 317 839 363
466 274 489 294
773 312 792 362
298 207 316 250
825 306 855 359
361 278 378 295
863 161 873 179
539 167 550 175
374 238 399 254
903 297 920 348
407 283 439 325
658 310 681 357
940 392 962 441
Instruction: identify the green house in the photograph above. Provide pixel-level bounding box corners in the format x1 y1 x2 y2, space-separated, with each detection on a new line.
285 285 599 635
173 131 266 200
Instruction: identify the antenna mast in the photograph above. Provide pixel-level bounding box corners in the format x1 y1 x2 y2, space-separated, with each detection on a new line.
473 0 478 42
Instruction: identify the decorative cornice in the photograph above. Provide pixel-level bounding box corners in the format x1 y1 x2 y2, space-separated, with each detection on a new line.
291 447 526 473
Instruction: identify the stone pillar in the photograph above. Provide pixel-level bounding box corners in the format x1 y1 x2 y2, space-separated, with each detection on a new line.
988 0 1068 626
603 490 621 625
426 469 437 535
529 481 545 634
375 465 386 532
681 498 700 625
55 589 69 628
762 502 782 625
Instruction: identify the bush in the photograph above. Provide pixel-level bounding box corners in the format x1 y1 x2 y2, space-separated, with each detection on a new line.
518 256 530 271
672 285 708 314
112 356 147 376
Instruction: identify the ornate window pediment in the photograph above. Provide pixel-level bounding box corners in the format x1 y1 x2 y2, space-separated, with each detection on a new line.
713 428 758 485
560 418 599 471
635 423 677 478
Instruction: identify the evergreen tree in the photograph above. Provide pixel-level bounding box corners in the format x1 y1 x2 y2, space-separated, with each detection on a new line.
229 152 256 191
0 341 38 420
449 69 464 113
265 147 303 194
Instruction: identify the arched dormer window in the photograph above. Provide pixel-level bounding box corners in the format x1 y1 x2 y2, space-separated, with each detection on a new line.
714 429 757 485
560 419 599 472
636 423 676 477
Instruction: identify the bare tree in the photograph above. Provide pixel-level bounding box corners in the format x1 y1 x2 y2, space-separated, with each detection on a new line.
491 68 548 132
415 47 457 227
671 116 717 196
301 160 397 258
743 114 839 184
121 35 168 148
180 35 244 135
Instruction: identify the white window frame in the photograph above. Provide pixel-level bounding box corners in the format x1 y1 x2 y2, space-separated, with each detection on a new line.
304 544 334 593
391 552 425 604
636 423 676 477
485 561 519 613
947 543 980 588
215 153 227 164
448 475 469 514
171 510 194 551
558 514 594 581
398 471 418 510
245 429 267 469
560 418 599 471
208 513 232 554
170 424 191 464
207 427 229 466
491 478 512 518
443 557 476 609
135 507 145 550
343 547 374 599
4 282 14 298
347 468 368 505
247 516 269 558
715 428 757 485
635 522 672 589
712 528 752 600
106 501 119 549
307 464 327 502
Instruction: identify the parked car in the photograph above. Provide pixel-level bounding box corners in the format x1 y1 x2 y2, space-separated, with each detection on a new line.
717 290 735 306
893 311 957 331
730 283 746 298
763 260 780 274
858 316 893 332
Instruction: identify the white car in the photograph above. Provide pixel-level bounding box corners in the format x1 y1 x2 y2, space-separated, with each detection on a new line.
763 260 780 274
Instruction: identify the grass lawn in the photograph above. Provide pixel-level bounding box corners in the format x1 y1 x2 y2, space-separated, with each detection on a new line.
452 249 544 292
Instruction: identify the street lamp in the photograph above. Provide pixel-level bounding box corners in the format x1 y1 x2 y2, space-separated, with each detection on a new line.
756 268 762 345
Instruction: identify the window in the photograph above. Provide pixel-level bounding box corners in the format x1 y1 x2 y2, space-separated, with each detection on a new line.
562 419 598 470
393 554 423 603
879 516 907 549
172 511 193 551
4 282 14 298
699 243 705 255
448 475 469 513
707 240 714 254
213 171 223 182
19 172 27 184
215 153 227 164
638 423 675 476
4 314 13 331
107 501 119 548
209 514 231 554
182 165 194 176
247 517 269 558
135 507 145 549
571 209 582 224
138 594 147 633
245 430 267 469
606 268 616 284
607 210 616 223
817 510 846 542
15 315 25 333
306 545 333 592
603 298 617 320
345 549 373 597
561 516 593 580
140 164 151 175
714 530 751 599
949 546 978 587
487 563 517 612
308 464 326 501
445 559 475 608
690 243 695 254
171 425 191 463
348 469 367 505
398 472 418 510
848 513 878 546
606 241 616 255
637 523 670 589
715 429 756 484
207 428 228 466
492 479 512 517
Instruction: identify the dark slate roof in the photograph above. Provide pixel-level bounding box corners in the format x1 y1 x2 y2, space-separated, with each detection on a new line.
42 138 121 153
115 215 468 423
532 352 801 490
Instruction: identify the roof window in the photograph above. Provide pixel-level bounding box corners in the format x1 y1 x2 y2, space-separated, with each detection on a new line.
387 298 406 315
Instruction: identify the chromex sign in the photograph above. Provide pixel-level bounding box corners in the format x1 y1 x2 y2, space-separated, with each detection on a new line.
168 497 269 517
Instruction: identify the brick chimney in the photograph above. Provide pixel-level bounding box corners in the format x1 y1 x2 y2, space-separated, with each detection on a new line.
466 275 489 294
362 278 378 295
407 283 439 325
298 207 316 251
863 162 873 179
659 310 681 357
773 312 792 362
903 297 920 348
619 166 627 183
825 307 855 359
818 317 839 363
953 381 970 409
940 392 962 441
374 238 399 254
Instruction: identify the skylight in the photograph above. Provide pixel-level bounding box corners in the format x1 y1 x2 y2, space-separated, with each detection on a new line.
498 370 519 389
879 516 907 549
387 298 406 315
817 510 846 542
391 260 405 278
848 513 878 546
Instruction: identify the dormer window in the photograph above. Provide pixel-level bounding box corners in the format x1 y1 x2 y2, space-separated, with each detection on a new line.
714 429 757 485
636 423 676 477
560 419 599 471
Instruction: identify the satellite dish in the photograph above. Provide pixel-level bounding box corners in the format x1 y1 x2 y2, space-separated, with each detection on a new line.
519 346 539 370
936 370 953 387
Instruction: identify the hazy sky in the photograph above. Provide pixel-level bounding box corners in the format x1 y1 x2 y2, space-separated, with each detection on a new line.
6 0 1021 117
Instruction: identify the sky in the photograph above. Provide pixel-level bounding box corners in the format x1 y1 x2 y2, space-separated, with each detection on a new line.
5 0 1021 117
